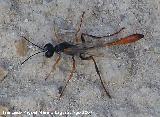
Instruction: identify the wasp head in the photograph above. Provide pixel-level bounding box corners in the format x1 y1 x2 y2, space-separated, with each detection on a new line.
44 43 55 58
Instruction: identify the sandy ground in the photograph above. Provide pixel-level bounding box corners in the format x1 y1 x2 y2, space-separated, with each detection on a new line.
0 0 160 117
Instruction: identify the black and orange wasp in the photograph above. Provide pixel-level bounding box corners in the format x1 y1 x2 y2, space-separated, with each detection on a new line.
21 12 144 98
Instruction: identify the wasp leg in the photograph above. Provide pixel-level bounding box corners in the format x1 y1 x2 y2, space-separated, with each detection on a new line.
45 55 61 80
74 11 85 43
59 56 76 98
79 54 111 98
82 27 125 39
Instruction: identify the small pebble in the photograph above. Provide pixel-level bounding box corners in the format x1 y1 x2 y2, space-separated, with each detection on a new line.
15 38 28 57
24 19 29 23
0 67 8 81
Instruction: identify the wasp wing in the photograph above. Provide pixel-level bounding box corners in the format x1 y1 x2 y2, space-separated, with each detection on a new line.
63 39 107 57
63 34 144 57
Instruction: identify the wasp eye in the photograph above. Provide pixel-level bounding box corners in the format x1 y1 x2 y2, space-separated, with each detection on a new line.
44 43 55 58
45 51 54 58
44 43 53 51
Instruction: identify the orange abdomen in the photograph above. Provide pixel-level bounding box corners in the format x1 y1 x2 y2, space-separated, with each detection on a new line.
106 34 144 46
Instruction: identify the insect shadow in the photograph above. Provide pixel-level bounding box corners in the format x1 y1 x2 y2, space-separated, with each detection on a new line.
20 12 144 99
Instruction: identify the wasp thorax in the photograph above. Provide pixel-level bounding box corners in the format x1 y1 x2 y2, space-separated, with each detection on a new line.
44 43 55 58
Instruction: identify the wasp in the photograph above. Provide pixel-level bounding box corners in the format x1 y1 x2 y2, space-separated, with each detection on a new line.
21 12 144 98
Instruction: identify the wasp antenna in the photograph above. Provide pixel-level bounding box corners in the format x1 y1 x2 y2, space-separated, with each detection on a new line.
21 51 45 65
20 36 44 50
